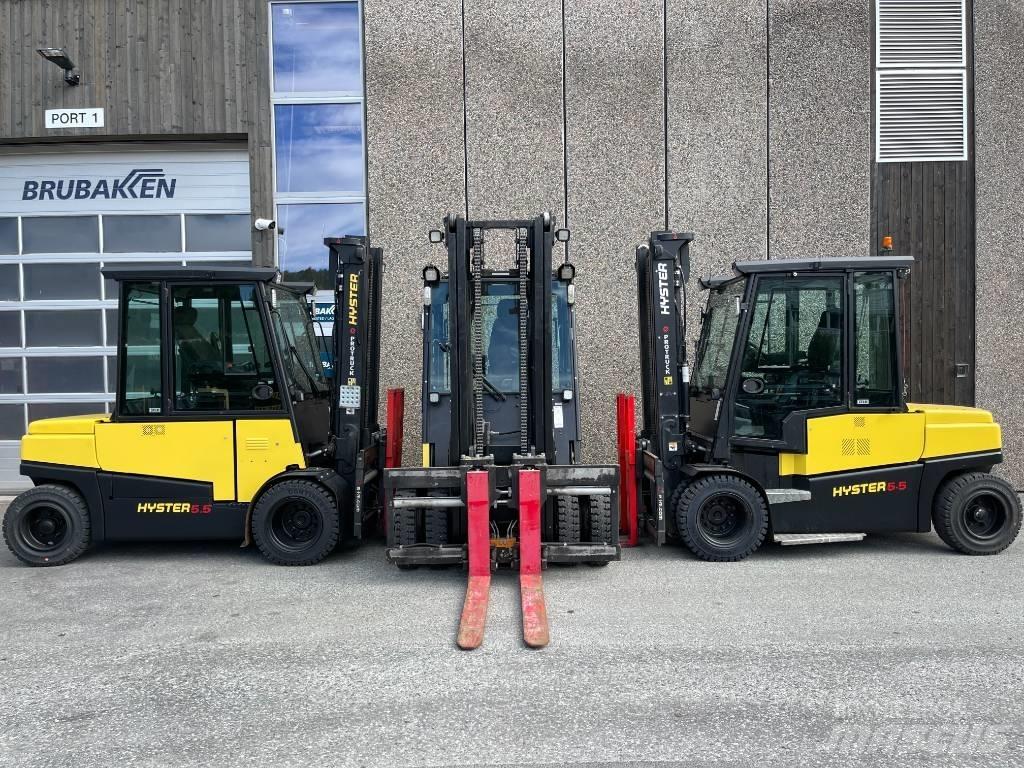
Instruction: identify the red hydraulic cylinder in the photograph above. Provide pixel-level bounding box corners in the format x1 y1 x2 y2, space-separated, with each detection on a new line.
384 388 405 469
518 469 550 649
616 393 639 547
456 470 491 650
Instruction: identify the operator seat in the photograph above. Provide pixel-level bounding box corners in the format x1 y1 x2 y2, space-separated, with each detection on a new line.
173 306 219 398
806 307 842 373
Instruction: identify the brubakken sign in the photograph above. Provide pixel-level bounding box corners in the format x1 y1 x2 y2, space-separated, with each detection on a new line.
21 168 177 201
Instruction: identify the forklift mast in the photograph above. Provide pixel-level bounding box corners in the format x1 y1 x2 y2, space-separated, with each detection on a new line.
442 214 556 463
635 231 695 472
324 236 385 533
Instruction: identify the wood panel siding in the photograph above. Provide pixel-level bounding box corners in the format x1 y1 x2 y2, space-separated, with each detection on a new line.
873 160 975 406
0 0 273 265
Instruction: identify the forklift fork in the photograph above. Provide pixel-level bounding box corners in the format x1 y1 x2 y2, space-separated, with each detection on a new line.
456 468 550 650
518 469 549 648
456 470 491 650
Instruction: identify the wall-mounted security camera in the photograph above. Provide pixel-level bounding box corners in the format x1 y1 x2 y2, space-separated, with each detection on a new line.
254 218 276 231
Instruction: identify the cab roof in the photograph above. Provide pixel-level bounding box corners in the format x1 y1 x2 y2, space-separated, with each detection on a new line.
701 255 913 289
100 265 281 283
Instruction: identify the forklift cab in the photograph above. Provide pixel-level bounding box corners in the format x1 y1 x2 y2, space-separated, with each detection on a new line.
421 273 579 467
691 261 904 457
113 266 331 455
689 258 911 488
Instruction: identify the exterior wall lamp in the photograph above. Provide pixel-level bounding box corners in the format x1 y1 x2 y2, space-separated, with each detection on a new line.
37 47 80 85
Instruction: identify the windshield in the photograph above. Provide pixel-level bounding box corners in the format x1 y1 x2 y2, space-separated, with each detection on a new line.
693 279 745 396
427 280 574 394
269 286 328 397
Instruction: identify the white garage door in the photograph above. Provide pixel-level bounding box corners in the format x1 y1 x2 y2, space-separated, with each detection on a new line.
0 144 252 492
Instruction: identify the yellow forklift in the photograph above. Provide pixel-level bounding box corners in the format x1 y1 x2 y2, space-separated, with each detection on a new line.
3 237 392 566
619 232 1021 559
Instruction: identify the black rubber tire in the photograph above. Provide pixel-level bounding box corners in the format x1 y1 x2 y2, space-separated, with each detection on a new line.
583 494 614 567
585 494 614 544
555 495 580 544
667 480 688 539
424 491 448 546
2 484 91 566
932 471 1022 555
391 492 418 569
674 474 768 562
251 479 340 566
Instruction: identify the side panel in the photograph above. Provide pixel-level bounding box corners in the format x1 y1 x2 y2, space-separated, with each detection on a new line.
779 412 925 476
235 419 306 503
94 421 235 501
922 421 1001 459
21 434 99 469
99 473 243 541
772 463 923 534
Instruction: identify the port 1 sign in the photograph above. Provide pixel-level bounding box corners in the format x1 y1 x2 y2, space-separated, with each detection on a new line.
45 108 104 129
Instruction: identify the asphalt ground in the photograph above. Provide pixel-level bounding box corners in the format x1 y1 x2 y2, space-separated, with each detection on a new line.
1 509 1022 768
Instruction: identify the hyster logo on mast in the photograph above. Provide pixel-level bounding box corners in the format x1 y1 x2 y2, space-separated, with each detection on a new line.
21 168 177 201
656 261 671 316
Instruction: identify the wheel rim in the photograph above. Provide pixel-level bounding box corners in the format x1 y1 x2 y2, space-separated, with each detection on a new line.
696 492 751 547
962 491 1009 541
269 498 322 551
18 504 71 553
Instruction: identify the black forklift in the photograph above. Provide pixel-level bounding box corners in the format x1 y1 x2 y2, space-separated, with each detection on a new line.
383 213 620 648
621 231 1020 561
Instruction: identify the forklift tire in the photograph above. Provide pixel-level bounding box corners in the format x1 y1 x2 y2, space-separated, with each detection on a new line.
424 491 449 546
582 494 614 567
674 474 768 562
932 471 1022 555
391 496 419 570
251 479 340 566
555 495 581 544
2 484 91 566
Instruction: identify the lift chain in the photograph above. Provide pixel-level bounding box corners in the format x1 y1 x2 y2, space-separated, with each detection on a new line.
471 227 485 457
516 227 529 455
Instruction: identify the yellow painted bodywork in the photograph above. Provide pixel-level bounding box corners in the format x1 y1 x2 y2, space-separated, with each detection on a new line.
422 443 431 468
21 415 107 469
911 403 1002 459
779 404 1002 477
23 414 305 503
235 419 306 502
95 420 236 499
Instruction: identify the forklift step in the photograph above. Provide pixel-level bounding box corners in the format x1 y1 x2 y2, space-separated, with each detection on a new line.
764 489 812 504
773 532 866 546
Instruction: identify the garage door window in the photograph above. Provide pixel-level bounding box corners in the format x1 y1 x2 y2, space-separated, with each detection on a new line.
21 215 100 253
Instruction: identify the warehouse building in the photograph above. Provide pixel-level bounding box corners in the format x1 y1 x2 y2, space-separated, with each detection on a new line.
0 0 1021 489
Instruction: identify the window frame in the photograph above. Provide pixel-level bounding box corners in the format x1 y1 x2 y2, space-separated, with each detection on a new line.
268 0 369 300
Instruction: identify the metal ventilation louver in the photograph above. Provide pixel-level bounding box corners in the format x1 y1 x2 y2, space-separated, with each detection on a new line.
876 0 966 68
876 69 967 162
875 0 968 162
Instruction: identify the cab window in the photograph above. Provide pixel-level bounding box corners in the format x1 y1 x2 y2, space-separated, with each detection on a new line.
171 283 280 411
119 282 163 416
734 275 844 439
854 271 898 407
